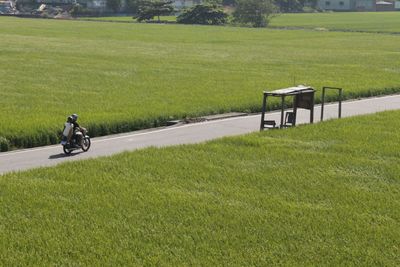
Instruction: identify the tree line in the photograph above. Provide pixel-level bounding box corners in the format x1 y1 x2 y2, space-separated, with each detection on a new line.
102 0 318 27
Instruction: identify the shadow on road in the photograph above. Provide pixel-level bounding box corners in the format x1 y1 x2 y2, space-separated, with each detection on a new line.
48 152 83 159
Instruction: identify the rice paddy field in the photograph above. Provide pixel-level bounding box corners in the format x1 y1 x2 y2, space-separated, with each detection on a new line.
79 15 177 22
1 15 400 150
270 11 400 33
1 111 399 265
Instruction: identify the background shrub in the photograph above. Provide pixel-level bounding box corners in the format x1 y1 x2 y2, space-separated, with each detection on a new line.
177 4 228 25
0 137 10 152
233 0 277 27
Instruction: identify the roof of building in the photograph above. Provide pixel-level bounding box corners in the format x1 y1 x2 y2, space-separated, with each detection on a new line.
376 1 393 4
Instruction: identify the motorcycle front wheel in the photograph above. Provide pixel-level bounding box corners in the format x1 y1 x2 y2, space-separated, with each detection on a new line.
81 137 91 152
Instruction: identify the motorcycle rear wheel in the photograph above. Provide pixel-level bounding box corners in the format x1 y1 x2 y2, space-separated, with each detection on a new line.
63 145 72 155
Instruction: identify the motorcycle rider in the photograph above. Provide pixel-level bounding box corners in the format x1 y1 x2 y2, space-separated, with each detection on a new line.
70 114 84 147
61 116 74 145
71 114 80 129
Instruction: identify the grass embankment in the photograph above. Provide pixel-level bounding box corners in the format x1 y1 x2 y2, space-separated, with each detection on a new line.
1 111 399 265
270 12 400 33
1 16 400 150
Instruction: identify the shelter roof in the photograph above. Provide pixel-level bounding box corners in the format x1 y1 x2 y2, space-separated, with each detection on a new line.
264 85 315 96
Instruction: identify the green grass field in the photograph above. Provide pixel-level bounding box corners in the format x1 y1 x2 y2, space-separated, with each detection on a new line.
270 12 400 33
1 16 400 150
1 111 399 265
79 15 177 22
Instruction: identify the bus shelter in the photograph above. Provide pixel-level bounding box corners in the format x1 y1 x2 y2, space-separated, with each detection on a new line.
260 85 316 130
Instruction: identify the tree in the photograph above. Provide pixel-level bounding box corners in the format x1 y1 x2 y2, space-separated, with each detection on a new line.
222 0 236 5
177 4 228 25
135 0 174 22
107 0 122 12
126 0 140 14
233 0 277 27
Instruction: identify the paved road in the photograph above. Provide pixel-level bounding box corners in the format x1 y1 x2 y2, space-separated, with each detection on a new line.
1 94 399 175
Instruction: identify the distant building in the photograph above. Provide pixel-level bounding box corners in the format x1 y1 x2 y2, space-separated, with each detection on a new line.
78 0 204 12
13 0 204 14
355 0 376 10
85 0 106 11
318 0 376 11
0 0 16 14
14 0 203 12
376 0 395 10
318 0 400 10
318 0 351 10
81 0 113 12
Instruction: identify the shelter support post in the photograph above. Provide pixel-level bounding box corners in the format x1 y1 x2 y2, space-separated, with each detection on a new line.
338 88 343 118
280 96 285 128
320 89 326 121
260 93 268 131
321 87 343 121
310 92 315 124
293 95 298 127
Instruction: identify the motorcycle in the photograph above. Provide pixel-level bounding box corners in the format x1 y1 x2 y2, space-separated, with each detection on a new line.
61 127 91 155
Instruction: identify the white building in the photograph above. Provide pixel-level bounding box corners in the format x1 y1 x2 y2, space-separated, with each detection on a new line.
15 0 203 13
318 0 376 10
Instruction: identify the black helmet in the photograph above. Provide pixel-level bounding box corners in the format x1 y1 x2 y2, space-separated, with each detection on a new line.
67 116 73 122
71 114 78 122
